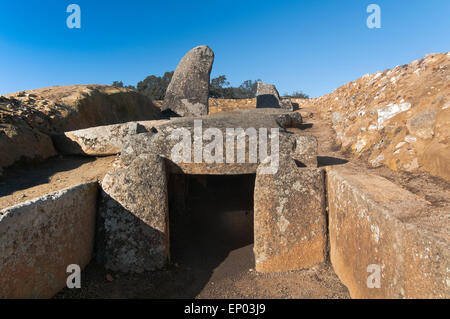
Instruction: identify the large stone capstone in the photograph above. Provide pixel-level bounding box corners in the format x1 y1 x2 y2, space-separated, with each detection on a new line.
256 82 294 111
162 46 215 117
97 109 317 273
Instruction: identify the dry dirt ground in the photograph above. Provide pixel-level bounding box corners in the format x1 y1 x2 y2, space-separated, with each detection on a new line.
54 251 348 299
0 156 116 210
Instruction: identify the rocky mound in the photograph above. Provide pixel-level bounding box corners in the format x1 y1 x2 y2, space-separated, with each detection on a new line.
1 85 160 134
0 85 160 171
300 52 449 181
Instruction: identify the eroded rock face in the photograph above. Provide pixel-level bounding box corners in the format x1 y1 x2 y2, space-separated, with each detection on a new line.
121 109 307 175
254 158 327 273
98 154 168 273
162 46 214 117
2 85 160 134
256 82 294 111
407 110 437 140
0 123 57 169
299 52 450 181
52 120 168 156
327 164 449 298
275 112 302 128
291 135 318 168
0 85 160 170
0 183 97 298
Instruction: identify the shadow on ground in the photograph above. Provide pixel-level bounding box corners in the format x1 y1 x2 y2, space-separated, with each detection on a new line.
317 156 349 167
0 156 95 197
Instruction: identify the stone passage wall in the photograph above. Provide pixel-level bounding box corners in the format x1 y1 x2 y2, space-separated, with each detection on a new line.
327 164 449 298
96 109 324 273
254 159 327 273
98 154 169 273
0 183 98 298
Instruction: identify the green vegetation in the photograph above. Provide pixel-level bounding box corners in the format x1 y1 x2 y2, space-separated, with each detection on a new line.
112 73 308 100
282 91 310 99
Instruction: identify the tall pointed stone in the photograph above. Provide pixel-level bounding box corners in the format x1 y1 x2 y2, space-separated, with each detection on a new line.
162 45 214 117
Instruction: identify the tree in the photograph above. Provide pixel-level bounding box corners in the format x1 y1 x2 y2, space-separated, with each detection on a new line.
113 72 309 101
136 71 174 100
112 81 124 87
209 77 261 99
209 75 231 98
235 79 260 99
112 81 135 90
282 91 310 99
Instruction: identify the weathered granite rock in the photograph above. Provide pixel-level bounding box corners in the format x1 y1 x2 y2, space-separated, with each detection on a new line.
0 85 161 170
256 82 280 108
327 164 449 298
256 82 294 111
162 46 214 117
2 85 161 135
0 123 57 169
407 110 437 140
291 135 318 167
280 98 294 111
121 109 302 175
0 183 98 298
97 108 320 273
52 120 168 156
98 154 169 273
275 112 302 128
254 158 327 273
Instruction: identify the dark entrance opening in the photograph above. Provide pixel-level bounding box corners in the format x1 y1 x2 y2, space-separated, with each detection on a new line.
168 173 255 295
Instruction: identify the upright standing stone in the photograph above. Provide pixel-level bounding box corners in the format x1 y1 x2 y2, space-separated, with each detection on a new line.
256 81 293 111
254 158 327 273
98 154 169 273
162 46 214 117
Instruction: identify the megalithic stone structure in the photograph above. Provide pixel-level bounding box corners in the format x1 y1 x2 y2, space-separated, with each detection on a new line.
256 81 294 111
162 45 215 117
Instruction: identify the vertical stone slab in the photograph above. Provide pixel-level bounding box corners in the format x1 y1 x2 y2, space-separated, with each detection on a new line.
162 45 214 117
256 82 281 108
291 135 318 167
327 164 449 298
254 158 327 273
99 154 169 272
256 82 294 111
0 183 98 298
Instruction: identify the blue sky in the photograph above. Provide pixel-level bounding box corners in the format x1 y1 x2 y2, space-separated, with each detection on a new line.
0 0 449 97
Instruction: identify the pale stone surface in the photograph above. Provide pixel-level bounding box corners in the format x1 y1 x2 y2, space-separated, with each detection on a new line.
0 85 160 169
162 46 214 117
0 183 98 298
3 85 161 134
256 82 294 111
256 82 280 108
52 120 168 156
98 154 169 273
377 102 411 129
120 109 305 175
275 112 302 128
332 112 345 124
407 110 437 140
280 98 294 111
254 158 327 273
291 135 318 167
0 123 57 169
327 164 449 299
